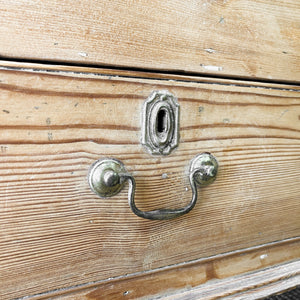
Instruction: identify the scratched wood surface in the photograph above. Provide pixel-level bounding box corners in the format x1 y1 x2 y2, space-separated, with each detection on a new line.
0 63 299 299
161 260 300 300
54 240 300 299
0 0 300 82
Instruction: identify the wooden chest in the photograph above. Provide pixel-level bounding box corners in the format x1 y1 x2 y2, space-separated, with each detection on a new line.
0 1 299 299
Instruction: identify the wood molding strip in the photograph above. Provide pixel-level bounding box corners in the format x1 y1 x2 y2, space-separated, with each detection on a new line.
44 238 300 300
161 260 300 300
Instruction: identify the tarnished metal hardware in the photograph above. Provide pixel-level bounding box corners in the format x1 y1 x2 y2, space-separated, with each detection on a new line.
189 153 218 186
142 90 179 155
88 153 218 220
88 158 127 198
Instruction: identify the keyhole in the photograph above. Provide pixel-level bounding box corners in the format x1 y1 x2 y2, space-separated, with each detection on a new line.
156 108 167 133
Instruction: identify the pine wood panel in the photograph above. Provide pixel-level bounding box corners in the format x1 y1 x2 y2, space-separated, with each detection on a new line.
0 0 300 82
0 63 299 298
53 240 300 299
161 260 300 300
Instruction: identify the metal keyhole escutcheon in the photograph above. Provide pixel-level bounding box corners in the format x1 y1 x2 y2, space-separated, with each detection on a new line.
142 90 179 155
88 153 218 220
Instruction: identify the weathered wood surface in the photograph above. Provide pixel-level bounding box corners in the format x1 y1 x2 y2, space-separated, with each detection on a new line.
161 260 300 300
0 0 300 82
0 62 299 298
54 240 300 300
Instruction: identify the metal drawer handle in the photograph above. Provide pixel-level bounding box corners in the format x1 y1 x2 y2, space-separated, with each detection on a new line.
88 153 218 220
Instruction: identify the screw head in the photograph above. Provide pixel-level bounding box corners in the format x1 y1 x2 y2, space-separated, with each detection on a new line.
190 153 218 186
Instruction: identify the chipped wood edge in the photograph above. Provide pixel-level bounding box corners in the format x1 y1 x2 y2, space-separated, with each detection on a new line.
25 237 300 299
159 260 300 300
0 60 299 92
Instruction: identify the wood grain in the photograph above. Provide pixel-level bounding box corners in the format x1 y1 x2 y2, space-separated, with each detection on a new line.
0 63 299 299
0 0 299 82
53 240 300 300
161 260 300 300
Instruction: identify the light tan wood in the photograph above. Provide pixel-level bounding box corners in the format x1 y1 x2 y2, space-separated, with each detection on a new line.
0 1 299 82
162 260 300 300
2 60 299 90
53 239 300 300
0 62 299 299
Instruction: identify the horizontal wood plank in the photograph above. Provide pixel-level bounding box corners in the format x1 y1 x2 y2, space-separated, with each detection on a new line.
162 260 300 300
0 1 299 82
51 240 300 299
0 63 299 298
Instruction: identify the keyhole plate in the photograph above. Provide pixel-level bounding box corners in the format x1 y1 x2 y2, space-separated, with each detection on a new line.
142 90 179 155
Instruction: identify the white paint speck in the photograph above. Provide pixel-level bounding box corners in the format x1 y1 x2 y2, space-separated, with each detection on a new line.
162 173 168 179
260 254 268 260
78 52 88 57
204 48 216 53
201 65 223 71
